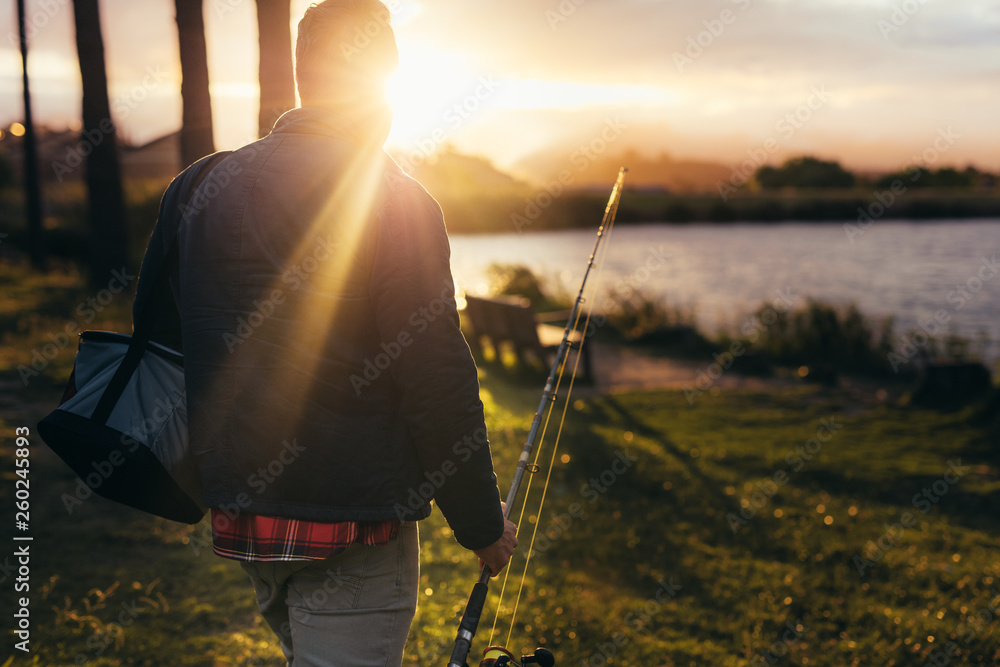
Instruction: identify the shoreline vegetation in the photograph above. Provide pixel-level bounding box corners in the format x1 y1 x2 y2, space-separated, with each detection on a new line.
481 263 997 396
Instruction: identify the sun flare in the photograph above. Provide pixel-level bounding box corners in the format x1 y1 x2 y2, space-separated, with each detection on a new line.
385 43 480 149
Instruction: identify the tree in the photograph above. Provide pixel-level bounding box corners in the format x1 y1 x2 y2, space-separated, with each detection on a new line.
175 0 215 168
0 148 15 190
928 167 975 189
72 0 128 286
255 0 296 137
875 166 978 190
16 0 46 269
756 157 855 190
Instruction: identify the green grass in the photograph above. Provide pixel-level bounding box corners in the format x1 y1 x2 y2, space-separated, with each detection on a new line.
1 264 998 666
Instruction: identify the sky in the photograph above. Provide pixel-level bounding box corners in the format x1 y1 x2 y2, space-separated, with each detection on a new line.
1 0 999 180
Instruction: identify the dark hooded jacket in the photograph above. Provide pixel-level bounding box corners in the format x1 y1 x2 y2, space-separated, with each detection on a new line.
134 107 504 550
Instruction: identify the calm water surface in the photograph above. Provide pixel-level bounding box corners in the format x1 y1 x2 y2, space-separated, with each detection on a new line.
449 219 1000 355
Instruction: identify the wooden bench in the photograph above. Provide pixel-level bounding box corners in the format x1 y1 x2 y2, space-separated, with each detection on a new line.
462 295 591 380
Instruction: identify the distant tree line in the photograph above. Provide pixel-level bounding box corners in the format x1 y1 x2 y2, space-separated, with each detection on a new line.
754 156 996 191
756 157 855 189
874 166 989 190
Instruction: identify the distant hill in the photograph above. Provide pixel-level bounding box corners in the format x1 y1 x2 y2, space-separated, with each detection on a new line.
514 146 732 193
391 146 530 200
391 143 732 196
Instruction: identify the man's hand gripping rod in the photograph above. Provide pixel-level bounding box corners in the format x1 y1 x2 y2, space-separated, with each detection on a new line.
447 168 627 667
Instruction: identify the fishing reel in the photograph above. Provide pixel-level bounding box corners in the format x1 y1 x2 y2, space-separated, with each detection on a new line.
480 646 555 667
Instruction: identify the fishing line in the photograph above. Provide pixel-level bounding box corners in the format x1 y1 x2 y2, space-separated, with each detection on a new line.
495 175 622 650
485 171 625 651
488 340 572 646
486 294 586 643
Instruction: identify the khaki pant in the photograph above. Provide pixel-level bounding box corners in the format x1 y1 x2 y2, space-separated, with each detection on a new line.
240 522 420 667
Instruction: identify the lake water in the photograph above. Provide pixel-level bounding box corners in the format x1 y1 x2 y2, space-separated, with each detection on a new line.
449 219 1000 358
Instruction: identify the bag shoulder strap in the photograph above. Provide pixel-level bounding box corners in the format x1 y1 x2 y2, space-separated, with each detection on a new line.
92 151 232 425
133 150 234 331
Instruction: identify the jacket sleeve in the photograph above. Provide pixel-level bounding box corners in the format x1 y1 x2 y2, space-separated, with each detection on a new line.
369 180 504 551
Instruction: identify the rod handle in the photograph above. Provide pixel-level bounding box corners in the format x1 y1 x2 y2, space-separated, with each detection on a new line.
448 582 489 667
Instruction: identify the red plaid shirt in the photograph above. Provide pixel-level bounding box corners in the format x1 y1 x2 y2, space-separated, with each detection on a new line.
211 509 399 562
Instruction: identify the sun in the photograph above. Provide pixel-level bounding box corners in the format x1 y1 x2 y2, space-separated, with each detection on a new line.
384 42 481 149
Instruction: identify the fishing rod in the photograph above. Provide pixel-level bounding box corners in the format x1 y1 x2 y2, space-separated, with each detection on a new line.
447 167 628 667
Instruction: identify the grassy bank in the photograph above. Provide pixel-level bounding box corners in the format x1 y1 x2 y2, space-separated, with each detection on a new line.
1 263 998 666
3 363 999 666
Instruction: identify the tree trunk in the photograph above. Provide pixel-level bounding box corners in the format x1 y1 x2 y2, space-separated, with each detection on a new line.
175 0 215 168
255 0 295 137
71 0 128 286
16 0 46 270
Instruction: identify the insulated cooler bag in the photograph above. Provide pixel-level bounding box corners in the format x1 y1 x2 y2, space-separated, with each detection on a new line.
38 331 204 523
37 151 231 524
